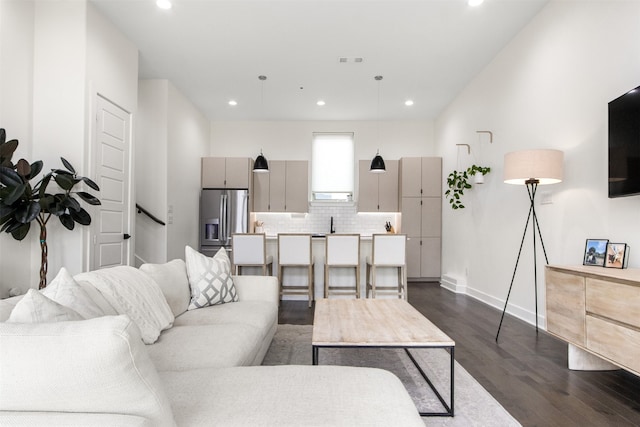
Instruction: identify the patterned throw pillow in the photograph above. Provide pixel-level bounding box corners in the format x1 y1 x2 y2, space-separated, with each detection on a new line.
185 246 238 310
8 289 85 323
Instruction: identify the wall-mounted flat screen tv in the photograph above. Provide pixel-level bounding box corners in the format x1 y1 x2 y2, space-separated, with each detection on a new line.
609 85 640 198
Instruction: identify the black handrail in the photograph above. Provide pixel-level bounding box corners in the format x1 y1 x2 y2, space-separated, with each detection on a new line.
136 203 166 226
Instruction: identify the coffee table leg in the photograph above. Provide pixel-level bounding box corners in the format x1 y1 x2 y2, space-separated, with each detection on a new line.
312 345 318 365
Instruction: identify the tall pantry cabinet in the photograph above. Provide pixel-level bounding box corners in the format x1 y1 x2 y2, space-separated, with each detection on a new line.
400 157 442 279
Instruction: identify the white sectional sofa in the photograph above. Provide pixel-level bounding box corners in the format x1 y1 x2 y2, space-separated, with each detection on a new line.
0 249 424 426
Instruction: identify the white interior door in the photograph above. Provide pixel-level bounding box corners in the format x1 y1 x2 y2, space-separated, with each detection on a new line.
92 95 131 269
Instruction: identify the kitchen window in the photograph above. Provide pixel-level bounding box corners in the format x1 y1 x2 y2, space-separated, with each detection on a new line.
311 132 354 201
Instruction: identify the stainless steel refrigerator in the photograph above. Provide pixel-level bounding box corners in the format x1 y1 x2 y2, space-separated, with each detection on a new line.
199 189 250 257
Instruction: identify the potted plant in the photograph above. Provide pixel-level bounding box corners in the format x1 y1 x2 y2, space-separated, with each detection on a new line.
0 128 101 289
445 164 490 210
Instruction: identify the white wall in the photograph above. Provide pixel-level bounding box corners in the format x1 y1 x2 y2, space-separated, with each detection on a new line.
210 120 435 161
167 83 210 260
136 80 169 265
0 0 138 295
0 0 36 296
435 1 640 327
135 79 210 264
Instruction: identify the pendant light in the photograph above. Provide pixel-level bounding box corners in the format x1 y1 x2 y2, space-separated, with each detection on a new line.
370 75 386 173
253 75 269 173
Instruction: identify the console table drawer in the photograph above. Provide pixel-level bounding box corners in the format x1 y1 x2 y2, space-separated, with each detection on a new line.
586 315 640 375
586 278 640 329
546 269 585 345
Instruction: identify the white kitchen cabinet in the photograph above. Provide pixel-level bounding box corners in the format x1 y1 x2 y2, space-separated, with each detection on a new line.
400 157 442 279
201 157 251 188
358 160 399 212
253 160 308 212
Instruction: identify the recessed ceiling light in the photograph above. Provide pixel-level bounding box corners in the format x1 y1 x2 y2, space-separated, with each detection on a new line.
468 0 484 6
228 100 238 106
156 0 172 10
405 100 414 106
317 100 326 106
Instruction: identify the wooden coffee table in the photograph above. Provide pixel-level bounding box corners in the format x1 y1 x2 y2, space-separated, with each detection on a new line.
312 298 455 417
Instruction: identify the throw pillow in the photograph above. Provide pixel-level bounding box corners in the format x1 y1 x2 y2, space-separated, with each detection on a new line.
185 246 238 310
8 289 85 323
42 267 105 319
139 259 191 317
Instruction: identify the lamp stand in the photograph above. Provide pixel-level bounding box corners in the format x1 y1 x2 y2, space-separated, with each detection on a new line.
495 179 549 342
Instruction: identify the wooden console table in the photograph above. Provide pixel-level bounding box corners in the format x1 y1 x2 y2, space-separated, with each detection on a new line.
545 265 640 375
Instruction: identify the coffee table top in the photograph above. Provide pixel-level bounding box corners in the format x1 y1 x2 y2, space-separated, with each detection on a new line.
312 299 455 347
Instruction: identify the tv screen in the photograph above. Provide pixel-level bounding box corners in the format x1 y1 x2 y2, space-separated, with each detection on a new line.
609 85 640 198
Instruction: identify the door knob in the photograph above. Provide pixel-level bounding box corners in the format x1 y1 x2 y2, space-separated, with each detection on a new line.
124 233 131 240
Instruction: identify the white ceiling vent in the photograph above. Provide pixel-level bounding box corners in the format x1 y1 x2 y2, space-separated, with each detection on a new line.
338 57 364 63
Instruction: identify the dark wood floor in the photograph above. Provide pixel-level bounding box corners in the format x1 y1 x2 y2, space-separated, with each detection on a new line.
278 282 640 427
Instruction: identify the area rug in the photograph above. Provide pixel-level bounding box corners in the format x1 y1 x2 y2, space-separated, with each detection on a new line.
262 324 521 427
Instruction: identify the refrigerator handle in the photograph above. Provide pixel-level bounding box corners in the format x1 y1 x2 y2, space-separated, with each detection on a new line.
222 194 229 244
219 194 226 244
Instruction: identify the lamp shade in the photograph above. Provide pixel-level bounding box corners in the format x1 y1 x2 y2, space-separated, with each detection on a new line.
253 153 269 173
504 149 563 185
370 152 386 173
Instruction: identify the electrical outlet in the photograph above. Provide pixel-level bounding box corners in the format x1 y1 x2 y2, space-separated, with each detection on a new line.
540 191 553 205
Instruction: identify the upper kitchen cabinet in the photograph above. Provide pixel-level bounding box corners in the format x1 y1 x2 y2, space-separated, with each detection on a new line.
358 160 399 212
399 157 442 198
201 157 251 188
253 160 308 212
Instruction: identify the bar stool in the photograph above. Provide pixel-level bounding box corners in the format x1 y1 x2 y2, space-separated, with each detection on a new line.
366 234 407 299
324 234 360 299
231 233 273 275
278 234 314 308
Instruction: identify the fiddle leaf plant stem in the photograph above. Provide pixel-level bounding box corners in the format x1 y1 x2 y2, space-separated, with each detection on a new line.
444 164 491 210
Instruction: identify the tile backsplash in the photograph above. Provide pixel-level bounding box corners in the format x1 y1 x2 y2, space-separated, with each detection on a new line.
253 203 400 236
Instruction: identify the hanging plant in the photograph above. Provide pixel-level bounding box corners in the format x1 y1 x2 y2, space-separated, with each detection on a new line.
445 164 490 209
0 128 101 289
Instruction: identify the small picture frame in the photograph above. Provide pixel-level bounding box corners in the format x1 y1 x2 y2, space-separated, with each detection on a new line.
583 239 608 266
604 243 629 269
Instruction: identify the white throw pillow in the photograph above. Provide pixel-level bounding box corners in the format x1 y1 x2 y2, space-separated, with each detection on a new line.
42 267 105 319
139 259 190 317
7 289 84 323
185 246 238 310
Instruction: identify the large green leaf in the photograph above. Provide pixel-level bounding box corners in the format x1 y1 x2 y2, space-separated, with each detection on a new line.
15 159 31 178
76 192 101 206
62 196 81 212
16 201 41 223
81 176 100 191
0 167 22 187
60 157 76 174
54 173 75 191
10 222 30 241
59 213 75 230
70 207 91 225
27 161 43 179
3 183 26 205
0 204 14 220
0 129 5 145
38 174 52 198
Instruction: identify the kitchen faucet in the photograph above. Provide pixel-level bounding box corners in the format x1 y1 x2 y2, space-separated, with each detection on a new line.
330 216 335 234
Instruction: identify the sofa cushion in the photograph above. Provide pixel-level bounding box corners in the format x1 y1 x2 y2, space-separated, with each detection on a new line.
139 259 190 317
42 267 105 319
7 289 84 323
147 323 263 371
0 315 176 427
158 365 424 426
185 246 238 309
0 412 153 426
173 300 277 333
74 266 174 344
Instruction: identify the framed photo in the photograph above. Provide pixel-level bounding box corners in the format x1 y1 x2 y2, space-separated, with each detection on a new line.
604 243 629 269
583 239 608 266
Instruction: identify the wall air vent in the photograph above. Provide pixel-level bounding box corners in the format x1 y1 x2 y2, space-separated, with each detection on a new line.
338 57 364 63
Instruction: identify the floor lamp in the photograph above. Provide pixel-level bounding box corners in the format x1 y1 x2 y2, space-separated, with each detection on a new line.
496 149 563 342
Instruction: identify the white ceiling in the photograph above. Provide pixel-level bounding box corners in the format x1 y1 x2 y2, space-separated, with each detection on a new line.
90 0 548 121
